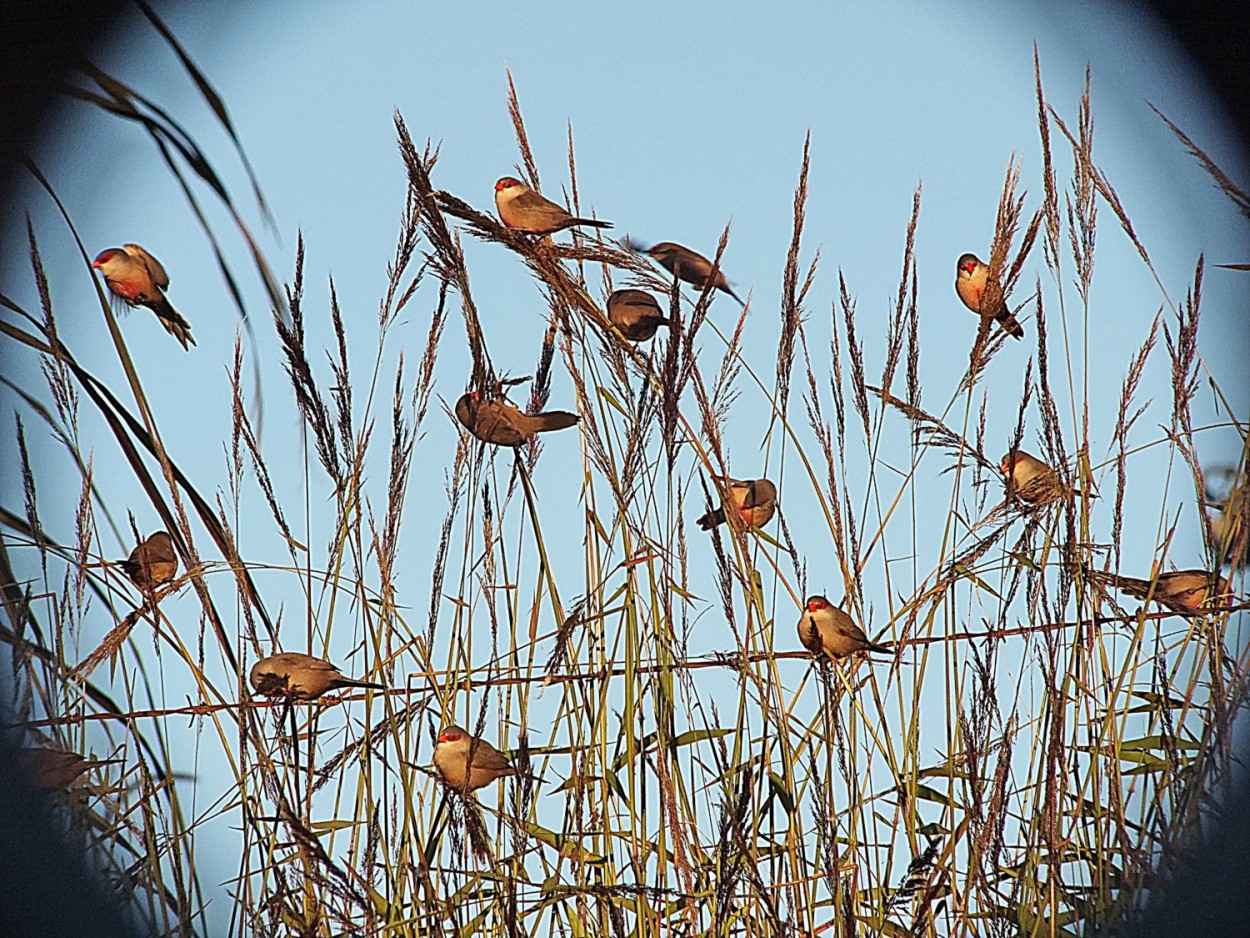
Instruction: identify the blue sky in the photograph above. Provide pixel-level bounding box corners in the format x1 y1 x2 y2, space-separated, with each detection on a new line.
5 0 1249 929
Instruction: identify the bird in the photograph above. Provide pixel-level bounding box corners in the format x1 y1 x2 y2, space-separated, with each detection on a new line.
1001 450 1067 505
454 391 579 447
119 531 179 590
955 253 1023 339
432 724 536 792
644 241 743 304
697 478 777 531
1207 471 1247 569
493 176 612 235
92 244 195 349
1092 569 1231 615
248 652 385 702
15 747 122 792
607 289 671 341
1210 502 1248 569
797 595 891 658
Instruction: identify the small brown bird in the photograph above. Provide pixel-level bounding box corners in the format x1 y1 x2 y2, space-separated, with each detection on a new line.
697 478 777 531
15 747 122 792
494 176 612 235
1210 503 1248 569
1094 569 1231 614
955 253 1023 339
607 289 671 341
120 531 179 590
797 595 891 658
433 724 535 792
455 391 579 447
645 241 743 304
92 244 195 349
1001 450 1066 505
249 652 385 702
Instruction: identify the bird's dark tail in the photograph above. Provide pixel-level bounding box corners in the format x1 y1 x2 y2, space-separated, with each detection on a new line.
571 217 613 229
696 507 725 531
153 298 196 349
997 311 1024 339
536 411 580 433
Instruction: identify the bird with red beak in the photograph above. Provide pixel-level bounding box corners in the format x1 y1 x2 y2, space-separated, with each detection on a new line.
797 595 891 658
1000 450 1067 505
494 177 612 235
955 253 1023 339
92 243 195 349
433 724 537 792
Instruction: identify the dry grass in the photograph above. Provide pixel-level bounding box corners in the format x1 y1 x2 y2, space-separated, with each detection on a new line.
1 16 1248 938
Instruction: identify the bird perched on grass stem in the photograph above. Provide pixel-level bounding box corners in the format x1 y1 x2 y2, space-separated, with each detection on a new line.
249 652 385 702
1001 450 1067 505
120 531 179 590
697 478 777 531
955 253 1023 339
494 177 612 235
1092 569 1231 615
433 724 537 792
642 241 743 304
92 244 195 349
455 391 579 447
607 289 671 341
797 595 891 659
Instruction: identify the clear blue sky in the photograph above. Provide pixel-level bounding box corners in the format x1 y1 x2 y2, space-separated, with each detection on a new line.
5 1 1248 928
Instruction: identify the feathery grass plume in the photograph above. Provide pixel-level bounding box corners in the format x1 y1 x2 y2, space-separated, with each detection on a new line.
1115 316 1160 565
1034 46 1063 271
1065 67 1098 302
523 322 558 469
776 132 815 415
868 386 995 475
1032 286 1068 487
505 66 540 192
274 236 343 486
1049 101 1154 275
1149 102 1250 221
839 273 872 441
881 182 921 400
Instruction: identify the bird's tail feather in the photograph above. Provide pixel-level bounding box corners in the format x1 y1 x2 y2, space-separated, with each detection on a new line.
154 299 196 349
696 508 725 531
536 411 580 433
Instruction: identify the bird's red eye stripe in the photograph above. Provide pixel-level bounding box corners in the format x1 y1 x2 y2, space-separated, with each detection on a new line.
807 599 825 611
439 732 461 742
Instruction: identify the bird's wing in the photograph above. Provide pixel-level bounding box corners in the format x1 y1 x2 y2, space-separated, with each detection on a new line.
472 742 514 771
514 189 564 216
124 244 169 290
491 401 536 434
